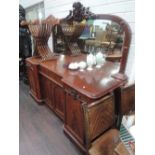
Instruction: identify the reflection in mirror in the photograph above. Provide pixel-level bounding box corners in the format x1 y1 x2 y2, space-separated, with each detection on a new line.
51 2 132 73
79 19 124 61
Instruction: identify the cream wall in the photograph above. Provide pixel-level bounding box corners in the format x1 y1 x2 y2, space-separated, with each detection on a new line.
19 0 43 8
20 0 135 83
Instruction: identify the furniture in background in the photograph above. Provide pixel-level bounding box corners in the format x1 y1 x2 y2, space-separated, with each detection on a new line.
19 4 32 83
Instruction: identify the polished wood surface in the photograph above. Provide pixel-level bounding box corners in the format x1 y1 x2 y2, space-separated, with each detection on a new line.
38 54 127 152
40 54 125 99
26 54 128 153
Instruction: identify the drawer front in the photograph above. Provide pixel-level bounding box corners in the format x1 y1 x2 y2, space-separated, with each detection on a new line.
39 66 62 86
63 83 92 103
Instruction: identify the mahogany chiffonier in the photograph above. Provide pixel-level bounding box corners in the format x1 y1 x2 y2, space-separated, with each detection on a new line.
27 54 127 153
25 2 134 155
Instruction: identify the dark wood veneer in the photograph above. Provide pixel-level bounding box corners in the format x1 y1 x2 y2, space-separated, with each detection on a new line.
26 54 129 153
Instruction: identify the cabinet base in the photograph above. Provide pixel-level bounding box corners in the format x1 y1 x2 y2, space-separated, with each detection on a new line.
63 126 87 154
29 91 44 105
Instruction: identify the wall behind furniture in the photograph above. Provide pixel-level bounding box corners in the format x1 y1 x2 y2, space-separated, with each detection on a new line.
20 0 135 83
20 0 43 8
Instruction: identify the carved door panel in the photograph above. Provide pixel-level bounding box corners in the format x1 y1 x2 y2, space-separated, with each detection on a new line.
27 64 36 96
65 93 84 145
40 75 54 109
53 84 65 120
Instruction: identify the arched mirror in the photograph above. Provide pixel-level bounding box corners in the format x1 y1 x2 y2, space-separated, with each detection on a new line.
79 14 132 73
80 18 124 57
52 2 132 73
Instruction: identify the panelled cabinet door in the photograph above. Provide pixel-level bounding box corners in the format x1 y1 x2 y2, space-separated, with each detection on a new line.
47 80 55 109
27 64 36 96
65 92 85 145
40 75 55 109
54 84 65 120
40 74 65 120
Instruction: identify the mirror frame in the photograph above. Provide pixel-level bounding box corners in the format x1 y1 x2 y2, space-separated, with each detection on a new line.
91 14 132 73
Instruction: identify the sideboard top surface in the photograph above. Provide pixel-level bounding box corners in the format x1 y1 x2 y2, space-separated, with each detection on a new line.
39 54 125 99
26 56 42 65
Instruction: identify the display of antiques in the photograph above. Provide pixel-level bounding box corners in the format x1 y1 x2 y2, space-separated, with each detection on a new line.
19 4 32 82
25 2 134 155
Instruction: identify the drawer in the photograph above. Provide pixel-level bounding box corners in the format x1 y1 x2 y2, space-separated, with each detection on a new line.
39 66 63 86
63 83 93 103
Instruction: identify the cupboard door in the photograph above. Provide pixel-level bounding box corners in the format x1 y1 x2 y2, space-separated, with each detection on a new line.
83 94 115 143
65 93 84 145
40 75 54 109
27 65 36 96
54 84 65 120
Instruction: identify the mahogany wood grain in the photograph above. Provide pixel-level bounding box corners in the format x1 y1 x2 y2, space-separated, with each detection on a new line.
40 54 126 99
26 56 43 103
26 54 130 154
82 94 115 145
27 54 127 153
65 92 85 145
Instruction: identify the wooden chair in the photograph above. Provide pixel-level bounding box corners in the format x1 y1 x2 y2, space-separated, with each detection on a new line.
85 84 135 155
89 129 120 155
88 129 131 155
